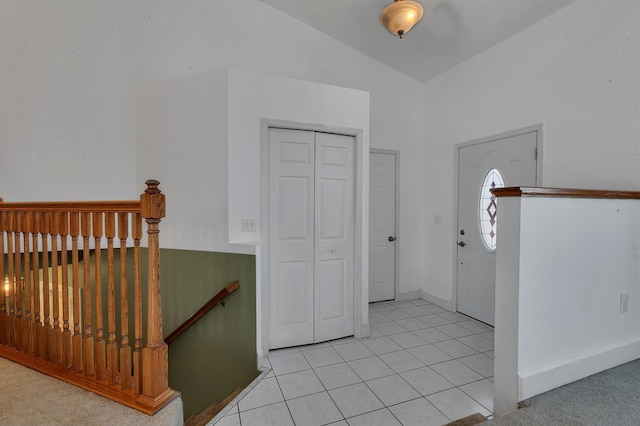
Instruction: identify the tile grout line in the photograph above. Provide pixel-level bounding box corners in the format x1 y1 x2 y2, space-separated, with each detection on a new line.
221 300 495 425
273 370 298 425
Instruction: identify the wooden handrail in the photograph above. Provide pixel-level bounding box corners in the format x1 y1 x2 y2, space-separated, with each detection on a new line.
164 280 240 345
0 200 141 212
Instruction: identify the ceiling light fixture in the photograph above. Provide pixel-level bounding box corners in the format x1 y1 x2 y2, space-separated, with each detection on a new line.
380 0 424 39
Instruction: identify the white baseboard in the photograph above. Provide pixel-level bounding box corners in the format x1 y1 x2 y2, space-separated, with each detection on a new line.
519 338 640 400
421 290 454 311
355 323 370 339
256 350 266 371
396 290 421 301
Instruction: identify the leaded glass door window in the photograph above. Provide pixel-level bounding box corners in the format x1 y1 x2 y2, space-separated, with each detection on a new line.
478 168 504 251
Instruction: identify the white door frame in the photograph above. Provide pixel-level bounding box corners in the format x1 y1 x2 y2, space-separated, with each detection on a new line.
451 124 543 312
259 119 366 358
369 148 400 302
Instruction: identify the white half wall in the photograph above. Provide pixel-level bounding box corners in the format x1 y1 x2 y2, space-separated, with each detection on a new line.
422 0 640 305
518 197 640 397
494 194 640 415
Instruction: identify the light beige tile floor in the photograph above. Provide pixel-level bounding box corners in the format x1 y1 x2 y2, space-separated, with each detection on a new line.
211 299 494 426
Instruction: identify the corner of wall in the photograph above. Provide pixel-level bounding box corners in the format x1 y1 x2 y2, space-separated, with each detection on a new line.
420 290 454 311
396 290 421 302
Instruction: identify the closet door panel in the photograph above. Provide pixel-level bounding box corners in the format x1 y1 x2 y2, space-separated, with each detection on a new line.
268 128 315 348
314 132 354 342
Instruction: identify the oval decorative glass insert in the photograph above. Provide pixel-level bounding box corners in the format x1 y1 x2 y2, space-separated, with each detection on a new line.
478 168 505 251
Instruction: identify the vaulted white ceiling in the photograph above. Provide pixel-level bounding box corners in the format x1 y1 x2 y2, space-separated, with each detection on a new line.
262 0 576 83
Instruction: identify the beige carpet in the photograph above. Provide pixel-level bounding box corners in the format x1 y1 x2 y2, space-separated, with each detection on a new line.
481 359 640 425
0 357 183 426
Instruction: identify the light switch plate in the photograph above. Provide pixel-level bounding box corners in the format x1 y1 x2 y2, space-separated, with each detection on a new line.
242 218 257 232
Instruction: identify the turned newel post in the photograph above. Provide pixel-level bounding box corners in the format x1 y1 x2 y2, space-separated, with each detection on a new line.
139 179 170 403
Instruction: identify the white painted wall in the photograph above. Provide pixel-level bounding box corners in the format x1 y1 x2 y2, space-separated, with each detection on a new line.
228 70 369 358
1 0 424 296
227 69 370 358
518 197 640 396
422 0 640 304
227 70 369 243
494 194 640 415
136 69 246 253
137 67 370 359
0 1 137 201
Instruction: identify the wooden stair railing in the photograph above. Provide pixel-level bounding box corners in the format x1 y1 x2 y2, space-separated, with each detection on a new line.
0 180 179 415
164 280 240 345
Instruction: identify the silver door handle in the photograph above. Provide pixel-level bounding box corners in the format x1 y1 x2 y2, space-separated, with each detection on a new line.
458 241 466 247
329 248 336 253
388 236 396 242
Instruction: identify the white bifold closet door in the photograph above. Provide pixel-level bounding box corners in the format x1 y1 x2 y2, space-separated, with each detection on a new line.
268 128 354 349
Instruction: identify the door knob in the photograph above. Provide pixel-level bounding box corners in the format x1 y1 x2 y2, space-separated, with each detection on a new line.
388 236 396 242
458 241 466 247
329 248 336 253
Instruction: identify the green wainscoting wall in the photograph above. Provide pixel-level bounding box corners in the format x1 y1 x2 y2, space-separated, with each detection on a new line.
160 249 258 420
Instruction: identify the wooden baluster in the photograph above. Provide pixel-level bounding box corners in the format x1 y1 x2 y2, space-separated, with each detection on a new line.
93 211 106 381
81 212 94 376
139 180 169 404
105 212 118 384
6 211 15 348
41 212 52 361
60 212 72 368
14 211 23 352
70 212 82 372
119 212 132 389
32 212 43 358
22 211 34 354
132 212 142 395
51 211 61 365
0 211 6 346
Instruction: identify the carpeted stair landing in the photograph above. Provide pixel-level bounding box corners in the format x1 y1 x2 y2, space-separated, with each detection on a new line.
0 356 183 425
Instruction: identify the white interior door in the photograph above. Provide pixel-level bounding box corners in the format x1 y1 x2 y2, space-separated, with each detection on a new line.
314 132 354 342
268 129 315 348
369 152 396 302
268 128 354 349
457 131 537 325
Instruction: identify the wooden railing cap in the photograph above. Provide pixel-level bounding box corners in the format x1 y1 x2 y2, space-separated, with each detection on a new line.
144 179 161 194
492 186 640 200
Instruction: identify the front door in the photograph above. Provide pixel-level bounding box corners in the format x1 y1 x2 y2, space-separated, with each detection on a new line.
268 128 354 348
369 152 396 302
457 130 538 325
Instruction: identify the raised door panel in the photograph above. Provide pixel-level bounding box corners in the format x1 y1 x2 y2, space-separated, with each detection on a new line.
268 128 315 348
314 132 354 342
